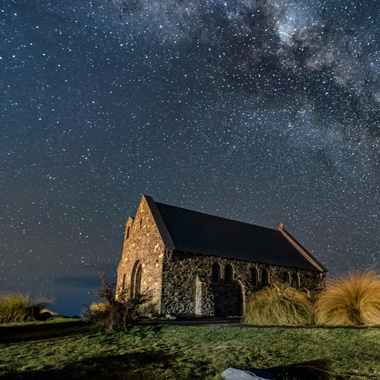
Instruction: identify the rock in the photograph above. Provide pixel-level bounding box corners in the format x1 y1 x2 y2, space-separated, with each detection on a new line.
221 368 276 380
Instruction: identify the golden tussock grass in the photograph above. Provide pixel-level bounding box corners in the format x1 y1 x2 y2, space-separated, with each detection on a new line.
316 271 380 326
0 293 50 323
243 284 314 326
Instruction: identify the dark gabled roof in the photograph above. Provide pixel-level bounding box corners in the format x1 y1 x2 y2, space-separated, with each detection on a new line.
152 199 326 272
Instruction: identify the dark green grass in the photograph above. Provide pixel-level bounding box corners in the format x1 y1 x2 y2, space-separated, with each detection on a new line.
1 323 380 379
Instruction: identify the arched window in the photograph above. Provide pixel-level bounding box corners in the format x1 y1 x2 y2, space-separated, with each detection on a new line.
135 264 142 295
131 260 143 296
283 271 291 284
126 226 130 239
224 264 233 283
251 267 258 287
262 268 270 287
140 219 142 230
211 263 220 283
122 273 126 290
292 273 299 288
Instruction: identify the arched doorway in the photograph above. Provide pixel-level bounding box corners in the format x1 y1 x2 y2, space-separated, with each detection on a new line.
212 264 243 316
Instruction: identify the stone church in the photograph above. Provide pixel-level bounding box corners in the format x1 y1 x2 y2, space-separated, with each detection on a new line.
117 195 327 317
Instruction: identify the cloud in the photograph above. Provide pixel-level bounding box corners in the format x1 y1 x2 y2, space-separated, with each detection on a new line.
54 275 101 289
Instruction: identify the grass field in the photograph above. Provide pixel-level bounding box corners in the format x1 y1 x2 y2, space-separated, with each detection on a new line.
1 322 380 380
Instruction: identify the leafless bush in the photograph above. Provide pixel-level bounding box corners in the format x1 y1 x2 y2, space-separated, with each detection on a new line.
82 271 152 331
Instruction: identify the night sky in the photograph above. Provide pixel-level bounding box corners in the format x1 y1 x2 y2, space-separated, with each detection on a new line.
2 0 380 316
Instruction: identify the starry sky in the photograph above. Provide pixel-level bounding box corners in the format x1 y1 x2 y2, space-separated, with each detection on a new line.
2 0 380 316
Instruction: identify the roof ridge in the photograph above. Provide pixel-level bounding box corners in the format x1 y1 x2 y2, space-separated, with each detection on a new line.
154 201 276 232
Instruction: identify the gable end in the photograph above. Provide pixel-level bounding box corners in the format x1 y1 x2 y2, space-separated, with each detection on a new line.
143 195 175 250
278 225 327 272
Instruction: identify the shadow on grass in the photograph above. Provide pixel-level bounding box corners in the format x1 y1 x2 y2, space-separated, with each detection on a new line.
0 322 161 344
1 356 334 380
231 359 332 380
268 359 332 380
0 350 181 380
0 321 89 343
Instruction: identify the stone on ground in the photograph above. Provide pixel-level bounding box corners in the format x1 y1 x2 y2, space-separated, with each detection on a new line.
221 367 276 380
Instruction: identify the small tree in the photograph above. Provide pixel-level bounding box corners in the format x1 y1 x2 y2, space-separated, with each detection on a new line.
82 271 152 331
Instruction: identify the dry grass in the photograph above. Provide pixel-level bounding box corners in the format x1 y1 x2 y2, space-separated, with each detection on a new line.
242 284 314 326
316 271 380 326
0 293 51 323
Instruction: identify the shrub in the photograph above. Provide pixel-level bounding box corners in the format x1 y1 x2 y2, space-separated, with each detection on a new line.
316 271 380 326
0 293 51 323
242 284 314 326
38 309 57 321
82 271 152 331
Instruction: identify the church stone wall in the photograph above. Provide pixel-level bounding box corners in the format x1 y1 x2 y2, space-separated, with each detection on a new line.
161 250 325 317
116 196 165 312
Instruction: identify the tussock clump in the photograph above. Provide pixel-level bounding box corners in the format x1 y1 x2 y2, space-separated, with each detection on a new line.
243 284 314 326
0 293 51 323
88 302 107 313
316 271 380 326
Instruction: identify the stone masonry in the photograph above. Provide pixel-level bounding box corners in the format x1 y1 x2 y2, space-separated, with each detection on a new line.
117 196 166 311
160 250 325 316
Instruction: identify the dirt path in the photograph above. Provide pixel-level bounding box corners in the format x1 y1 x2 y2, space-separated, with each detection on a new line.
0 321 88 343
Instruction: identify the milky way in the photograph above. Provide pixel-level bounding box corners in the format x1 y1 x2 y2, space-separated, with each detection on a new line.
1 0 380 315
